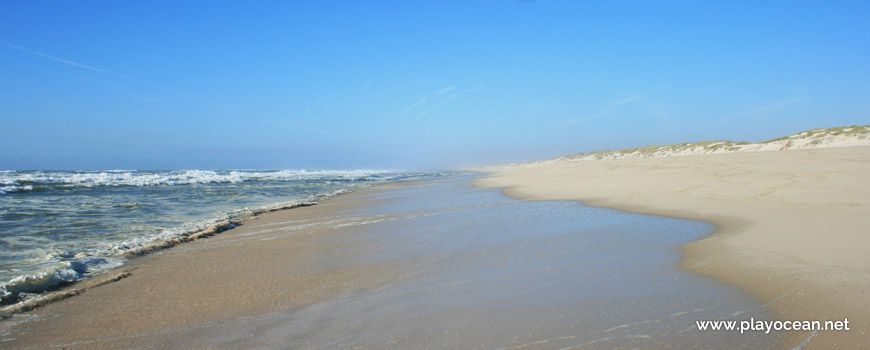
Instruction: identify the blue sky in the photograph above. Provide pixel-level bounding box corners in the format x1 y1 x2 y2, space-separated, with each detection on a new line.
2 1 868 170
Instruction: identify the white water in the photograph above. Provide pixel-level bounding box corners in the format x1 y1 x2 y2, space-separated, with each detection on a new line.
0 169 442 305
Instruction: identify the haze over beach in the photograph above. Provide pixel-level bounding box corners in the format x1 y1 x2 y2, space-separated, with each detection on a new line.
3 2 870 170
1 1 869 349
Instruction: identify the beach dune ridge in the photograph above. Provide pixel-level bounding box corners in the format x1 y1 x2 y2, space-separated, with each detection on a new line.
546 125 870 162
475 126 870 349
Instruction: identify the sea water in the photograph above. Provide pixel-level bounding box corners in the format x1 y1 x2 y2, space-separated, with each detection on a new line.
0 169 439 304
168 176 779 349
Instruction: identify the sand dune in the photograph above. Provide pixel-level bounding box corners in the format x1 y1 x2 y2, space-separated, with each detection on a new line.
545 125 870 162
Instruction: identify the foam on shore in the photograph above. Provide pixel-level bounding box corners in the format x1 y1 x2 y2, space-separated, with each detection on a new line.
0 200 316 306
1 170 444 307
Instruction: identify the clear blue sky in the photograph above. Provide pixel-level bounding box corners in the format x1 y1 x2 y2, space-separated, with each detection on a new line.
2 1 868 170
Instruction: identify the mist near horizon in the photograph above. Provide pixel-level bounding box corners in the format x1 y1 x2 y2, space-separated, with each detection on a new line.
2 1 869 170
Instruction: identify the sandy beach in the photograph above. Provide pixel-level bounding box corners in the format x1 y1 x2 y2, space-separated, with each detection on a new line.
475 146 870 349
1 177 778 349
5 1 869 348
0 186 405 349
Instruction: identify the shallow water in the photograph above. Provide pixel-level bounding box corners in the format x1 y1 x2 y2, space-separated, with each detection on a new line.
0 169 439 304
169 175 780 349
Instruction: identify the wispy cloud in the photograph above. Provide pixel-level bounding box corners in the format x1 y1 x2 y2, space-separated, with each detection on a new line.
3 41 340 137
462 84 485 93
363 75 385 84
400 84 484 119
1 41 224 107
414 94 460 120
400 97 428 116
307 89 348 113
2 42 132 79
560 95 644 127
438 94 459 105
432 86 456 95
717 96 810 124
559 85 669 127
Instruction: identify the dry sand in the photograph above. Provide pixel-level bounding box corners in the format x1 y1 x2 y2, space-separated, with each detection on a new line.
474 146 870 349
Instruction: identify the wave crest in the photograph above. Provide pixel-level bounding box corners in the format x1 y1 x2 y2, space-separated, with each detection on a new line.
0 258 112 304
1 169 395 190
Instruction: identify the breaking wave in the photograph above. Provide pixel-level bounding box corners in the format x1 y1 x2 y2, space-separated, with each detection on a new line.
0 170 399 193
0 169 445 308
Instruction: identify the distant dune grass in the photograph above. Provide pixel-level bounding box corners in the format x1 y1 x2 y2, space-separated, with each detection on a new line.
763 125 870 142
556 125 870 161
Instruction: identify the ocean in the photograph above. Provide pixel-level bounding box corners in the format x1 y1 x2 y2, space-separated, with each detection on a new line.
0 169 440 305
1 174 779 348
99 175 777 348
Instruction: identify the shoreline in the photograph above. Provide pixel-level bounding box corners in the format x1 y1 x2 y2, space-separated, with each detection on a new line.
0 200 324 316
0 184 411 348
0 169 426 307
473 146 870 349
0 179 413 321
1 176 778 349
0 178 417 314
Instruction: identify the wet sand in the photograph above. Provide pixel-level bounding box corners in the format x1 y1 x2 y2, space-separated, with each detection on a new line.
2 177 777 349
475 146 870 349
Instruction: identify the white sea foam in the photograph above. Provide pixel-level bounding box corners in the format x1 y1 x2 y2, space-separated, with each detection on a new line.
0 258 121 303
0 169 398 193
0 199 316 304
0 185 32 195
0 169 443 307
0 186 363 304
